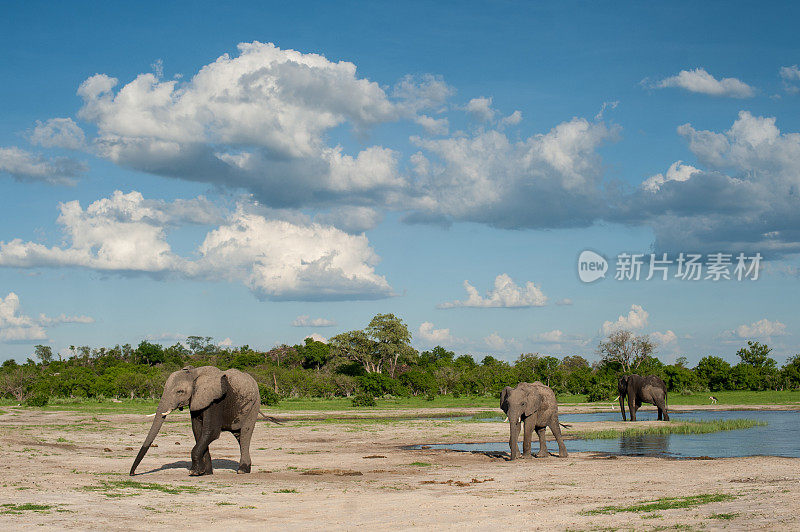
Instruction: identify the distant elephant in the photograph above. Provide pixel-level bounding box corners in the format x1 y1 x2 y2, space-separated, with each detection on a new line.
618 374 669 421
500 381 568 460
130 366 279 476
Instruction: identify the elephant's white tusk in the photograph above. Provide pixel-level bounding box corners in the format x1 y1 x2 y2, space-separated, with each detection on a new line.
503 417 508 423
147 413 156 417
518 417 521 424
161 409 172 418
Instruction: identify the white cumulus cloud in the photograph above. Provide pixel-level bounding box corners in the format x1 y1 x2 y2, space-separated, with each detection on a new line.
0 292 93 343
292 315 337 327
602 304 649 335
730 318 787 339
465 97 496 122
438 274 547 309
29 118 86 150
0 191 393 302
418 321 456 345
483 332 521 352
0 146 87 185
641 161 701 192
648 68 755 98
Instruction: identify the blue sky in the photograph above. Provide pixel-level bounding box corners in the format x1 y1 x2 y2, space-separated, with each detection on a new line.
1 1 799 364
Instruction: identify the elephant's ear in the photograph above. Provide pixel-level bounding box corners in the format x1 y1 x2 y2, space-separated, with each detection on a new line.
190 367 225 411
524 389 542 416
500 386 512 413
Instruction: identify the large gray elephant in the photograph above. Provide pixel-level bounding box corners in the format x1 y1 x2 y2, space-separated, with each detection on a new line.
130 366 278 476
500 381 568 460
618 374 669 421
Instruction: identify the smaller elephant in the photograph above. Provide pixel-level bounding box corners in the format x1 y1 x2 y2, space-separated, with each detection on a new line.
500 381 568 460
618 374 669 421
130 366 280 476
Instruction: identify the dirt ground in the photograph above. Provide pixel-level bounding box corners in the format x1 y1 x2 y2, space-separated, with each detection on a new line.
0 405 797 531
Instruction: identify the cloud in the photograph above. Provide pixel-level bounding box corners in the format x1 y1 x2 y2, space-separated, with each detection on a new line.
0 146 87 185
483 332 521 352
727 318 787 339
305 333 328 343
314 206 383 234
0 191 393 302
601 304 649 335
594 100 618 120
651 330 678 346
500 110 522 127
438 274 547 309
292 315 337 327
29 118 86 150
408 118 618 229
648 68 754 98
619 111 800 257
74 42 459 210
414 114 449 136
392 73 454 113
779 65 800 94
418 321 456 345
0 292 93 343
641 161 701 192
555 298 573 306
218 337 234 347
465 97 496 122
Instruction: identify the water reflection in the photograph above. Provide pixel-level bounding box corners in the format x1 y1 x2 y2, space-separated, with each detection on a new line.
414 410 800 458
619 434 669 456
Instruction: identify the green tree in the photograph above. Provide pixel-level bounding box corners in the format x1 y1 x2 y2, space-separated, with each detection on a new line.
597 330 655 373
694 356 731 391
781 355 800 389
366 313 416 377
298 337 331 370
34 345 54 364
330 330 379 373
134 341 165 365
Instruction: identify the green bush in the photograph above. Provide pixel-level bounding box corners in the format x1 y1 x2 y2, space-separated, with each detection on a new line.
351 393 376 407
258 384 281 406
25 393 49 407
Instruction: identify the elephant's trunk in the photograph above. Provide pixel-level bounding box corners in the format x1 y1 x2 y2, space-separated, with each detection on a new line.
130 402 168 476
618 394 627 421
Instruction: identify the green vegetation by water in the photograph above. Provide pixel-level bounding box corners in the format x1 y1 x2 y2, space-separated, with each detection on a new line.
573 419 766 440
584 493 736 515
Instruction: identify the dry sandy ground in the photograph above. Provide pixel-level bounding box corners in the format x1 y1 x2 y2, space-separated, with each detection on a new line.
0 406 797 531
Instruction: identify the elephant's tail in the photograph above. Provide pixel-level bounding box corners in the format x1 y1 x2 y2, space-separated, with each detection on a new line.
258 411 284 424
559 422 572 429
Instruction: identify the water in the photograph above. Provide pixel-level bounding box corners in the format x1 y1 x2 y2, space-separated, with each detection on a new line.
414 410 800 458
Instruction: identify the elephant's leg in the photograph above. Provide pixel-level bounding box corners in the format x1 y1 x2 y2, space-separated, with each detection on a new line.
535 427 549 458
629 397 637 422
656 397 669 421
190 414 211 475
550 422 568 457
235 423 255 473
521 419 534 458
508 422 521 460
190 409 221 476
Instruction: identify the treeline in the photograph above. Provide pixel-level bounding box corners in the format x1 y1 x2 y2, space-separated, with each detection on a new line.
1 314 799 406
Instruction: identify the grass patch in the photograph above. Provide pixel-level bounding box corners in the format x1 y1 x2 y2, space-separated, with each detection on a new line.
709 512 738 520
584 493 735 515
668 390 800 405
1 503 54 514
573 419 765 440
82 480 203 497
407 462 432 467
274 488 298 493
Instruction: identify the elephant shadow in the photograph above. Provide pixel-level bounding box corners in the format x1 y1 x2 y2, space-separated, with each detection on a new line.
478 450 559 462
135 458 241 476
